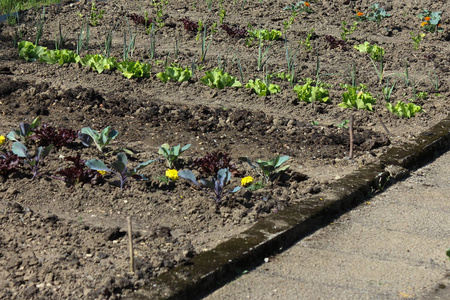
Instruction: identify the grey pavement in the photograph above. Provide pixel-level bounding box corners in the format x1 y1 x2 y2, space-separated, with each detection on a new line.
203 150 450 300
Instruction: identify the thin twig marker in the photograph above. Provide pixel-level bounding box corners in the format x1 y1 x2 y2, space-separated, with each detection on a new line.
127 216 135 274
349 115 354 159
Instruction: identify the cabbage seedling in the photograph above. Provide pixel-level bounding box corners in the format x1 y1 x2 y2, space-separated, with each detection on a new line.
159 143 191 168
239 155 290 182
79 126 119 153
7 116 41 143
178 168 240 203
12 141 53 180
86 153 155 189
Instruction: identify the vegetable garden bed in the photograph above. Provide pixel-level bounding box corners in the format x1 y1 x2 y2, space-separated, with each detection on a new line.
0 0 449 298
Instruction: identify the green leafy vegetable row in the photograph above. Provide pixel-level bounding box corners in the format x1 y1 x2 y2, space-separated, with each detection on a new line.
18 41 151 79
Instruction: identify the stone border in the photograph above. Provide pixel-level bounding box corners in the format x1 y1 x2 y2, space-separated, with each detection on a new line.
130 114 450 300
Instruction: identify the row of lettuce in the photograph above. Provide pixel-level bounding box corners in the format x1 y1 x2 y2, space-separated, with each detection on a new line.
18 41 422 119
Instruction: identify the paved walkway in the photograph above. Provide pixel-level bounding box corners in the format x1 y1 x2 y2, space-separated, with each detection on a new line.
204 150 450 300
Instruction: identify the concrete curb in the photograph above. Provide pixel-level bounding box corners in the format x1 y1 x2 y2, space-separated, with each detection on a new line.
130 114 450 300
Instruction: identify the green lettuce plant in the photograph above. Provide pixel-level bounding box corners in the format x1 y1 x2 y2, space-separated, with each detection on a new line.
86 153 155 189
117 60 152 78
39 49 80 65
78 126 119 153
178 168 240 203
159 143 191 168
12 141 53 180
157 66 192 83
79 54 117 74
293 80 330 103
18 41 47 62
339 84 376 111
200 69 242 89
239 155 290 182
386 101 422 118
246 79 280 97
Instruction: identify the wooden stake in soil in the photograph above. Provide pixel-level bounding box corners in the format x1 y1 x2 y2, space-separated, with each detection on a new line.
127 216 135 274
349 115 354 159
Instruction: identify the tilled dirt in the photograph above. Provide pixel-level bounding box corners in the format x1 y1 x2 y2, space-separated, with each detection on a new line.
0 0 449 298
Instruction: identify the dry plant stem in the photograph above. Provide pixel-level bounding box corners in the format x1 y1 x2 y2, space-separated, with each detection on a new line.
376 111 391 135
349 115 354 159
127 216 135 274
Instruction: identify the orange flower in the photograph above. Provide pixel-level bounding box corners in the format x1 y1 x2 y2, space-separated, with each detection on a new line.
438 23 442 26
357 11 364 17
424 17 431 21
421 21 428 27
304 2 310 7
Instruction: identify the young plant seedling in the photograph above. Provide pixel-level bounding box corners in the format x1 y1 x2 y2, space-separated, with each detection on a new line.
354 42 385 84
30 124 78 149
239 155 290 183
410 32 425 50
12 141 53 180
117 61 152 79
340 21 358 42
86 153 155 189
178 168 240 203
18 41 47 62
366 3 391 28
39 49 80 65
7 116 41 143
386 101 422 118
0 151 21 176
293 80 330 103
157 66 192 83
339 84 376 111
418 10 443 33
246 78 280 97
200 69 242 89
78 54 117 74
159 143 191 168
300 28 315 52
79 126 119 153
89 0 104 26
55 153 103 186
193 152 237 177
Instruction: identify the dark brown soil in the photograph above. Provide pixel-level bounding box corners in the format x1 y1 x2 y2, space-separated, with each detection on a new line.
0 0 449 298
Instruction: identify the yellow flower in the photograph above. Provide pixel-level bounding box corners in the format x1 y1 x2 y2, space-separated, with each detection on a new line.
98 170 106 176
0 135 5 146
421 21 428 27
166 169 179 181
241 176 254 187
